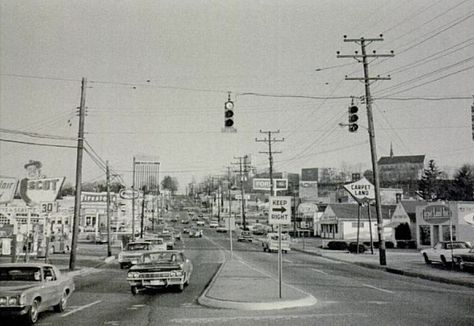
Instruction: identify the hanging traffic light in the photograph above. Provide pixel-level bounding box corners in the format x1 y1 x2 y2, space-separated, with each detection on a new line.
348 105 359 132
225 100 234 127
223 92 236 132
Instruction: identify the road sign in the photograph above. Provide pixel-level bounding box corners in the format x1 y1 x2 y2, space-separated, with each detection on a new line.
224 217 236 231
269 196 291 225
343 177 375 203
253 178 288 191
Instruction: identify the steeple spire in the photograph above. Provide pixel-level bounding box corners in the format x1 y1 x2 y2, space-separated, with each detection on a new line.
390 142 394 157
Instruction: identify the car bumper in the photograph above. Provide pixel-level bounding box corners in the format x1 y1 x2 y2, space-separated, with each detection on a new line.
128 277 185 287
0 306 30 317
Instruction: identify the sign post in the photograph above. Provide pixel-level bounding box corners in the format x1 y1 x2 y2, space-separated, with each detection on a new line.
269 196 291 299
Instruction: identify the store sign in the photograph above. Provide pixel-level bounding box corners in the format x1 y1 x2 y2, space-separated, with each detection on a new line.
422 204 451 224
82 192 117 202
253 178 288 191
0 177 18 204
20 177 65 206
119 189 140 200
462 212 474 225
343 177 375 202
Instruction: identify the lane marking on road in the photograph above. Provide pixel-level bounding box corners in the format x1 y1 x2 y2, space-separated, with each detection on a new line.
128 304 147 310
283 259 293 263
104 321 120 325
61 300 102 317
362 284 394 294
310 268 329 275
170 313 368 324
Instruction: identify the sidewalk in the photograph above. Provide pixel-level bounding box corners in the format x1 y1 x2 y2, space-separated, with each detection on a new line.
198 255 317 310
290 238 474 288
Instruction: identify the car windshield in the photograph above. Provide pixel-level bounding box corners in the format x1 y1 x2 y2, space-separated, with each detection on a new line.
126 243 150 251
160 235 172 241
146 239 163 245
446 242 471 249
140 252 183 264
0 267 42 281
270 234 289 241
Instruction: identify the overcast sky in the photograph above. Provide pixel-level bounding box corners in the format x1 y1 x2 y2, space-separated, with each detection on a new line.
1 0 474 190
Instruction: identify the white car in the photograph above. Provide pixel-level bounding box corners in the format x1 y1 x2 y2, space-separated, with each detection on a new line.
209 221 218 228
421 241 472 266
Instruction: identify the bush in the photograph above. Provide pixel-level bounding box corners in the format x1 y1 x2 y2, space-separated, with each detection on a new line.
348 242 367 253
326 241 348 250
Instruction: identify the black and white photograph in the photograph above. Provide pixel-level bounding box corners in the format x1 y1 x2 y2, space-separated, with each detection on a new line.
0 1 473 325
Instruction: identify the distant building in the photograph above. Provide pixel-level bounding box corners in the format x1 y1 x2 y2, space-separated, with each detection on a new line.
378 154 425 183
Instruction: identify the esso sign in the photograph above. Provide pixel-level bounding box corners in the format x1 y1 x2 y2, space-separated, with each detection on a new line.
119 189 140 200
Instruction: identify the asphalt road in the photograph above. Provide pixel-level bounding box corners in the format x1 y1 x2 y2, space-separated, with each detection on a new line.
6 225 473 326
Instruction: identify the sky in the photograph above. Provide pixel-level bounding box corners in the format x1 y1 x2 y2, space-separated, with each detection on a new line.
1 0 474 191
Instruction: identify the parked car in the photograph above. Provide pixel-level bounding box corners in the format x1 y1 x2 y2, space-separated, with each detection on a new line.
262 233 290 253
216 226 227 233
209 221 219 228
348 242 368 254
0 263 75 324
420 241 472 266
237 231 253 242
118 241 154 269
453 247 474 271
196 221 205 227
127 250 193 294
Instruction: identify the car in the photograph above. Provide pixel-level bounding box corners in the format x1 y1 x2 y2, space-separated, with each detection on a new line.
196 221 205 227
209 221 218 228
173 230 182 241
118 241 154 269
420 241 472 266
143 238 167 251
237 230 253 242
127 250 193 294
0 263 75 324
189 229 203 238
182 228 190 234
216 226 227 233
181 219 190 224
262 233 290 253
453 247 474 271
157 233 176 250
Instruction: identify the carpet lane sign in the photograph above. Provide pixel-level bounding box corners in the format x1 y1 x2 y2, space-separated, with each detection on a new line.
269 196 291 225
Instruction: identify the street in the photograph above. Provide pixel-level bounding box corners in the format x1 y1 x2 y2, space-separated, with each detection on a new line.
3 227 470 326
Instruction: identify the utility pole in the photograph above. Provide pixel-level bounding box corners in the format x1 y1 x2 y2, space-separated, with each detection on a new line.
233 156 250 230
140 186 146 238
106 161 112 257
69 77 87 271
256 130 284 298
337 35 394 266
256 130 284 196
132 157 136 241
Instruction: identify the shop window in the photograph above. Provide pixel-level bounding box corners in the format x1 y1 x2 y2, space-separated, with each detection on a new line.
351 222 364 228
441 225 457 241
419 225 431 246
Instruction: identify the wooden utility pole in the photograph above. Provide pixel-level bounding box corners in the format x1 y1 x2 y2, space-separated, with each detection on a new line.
256 130 284 298
337 35 394 266
233 155 250 230
132 157 136 241
69 77 87 271
106 161 112 257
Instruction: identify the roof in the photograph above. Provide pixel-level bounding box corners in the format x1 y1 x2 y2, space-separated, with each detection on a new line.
326 203 396 220
378 155 425 165
0 263 52 268
400 200 427 214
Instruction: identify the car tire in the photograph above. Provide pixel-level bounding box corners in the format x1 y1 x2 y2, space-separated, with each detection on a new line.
26 298 40 324
131 286 140 295
263 247 266 252
54 291 68 312
423 253 431 265
440 255 449 267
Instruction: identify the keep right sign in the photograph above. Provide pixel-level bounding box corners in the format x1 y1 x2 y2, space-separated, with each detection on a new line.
269 196 292 225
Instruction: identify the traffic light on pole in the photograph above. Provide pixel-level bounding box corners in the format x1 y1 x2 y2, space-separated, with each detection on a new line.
225 100 234 127
348 105 359 132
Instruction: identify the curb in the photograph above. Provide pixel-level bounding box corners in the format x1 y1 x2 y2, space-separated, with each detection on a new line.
197 258 317 310
292 247 474 289
104 256 116 264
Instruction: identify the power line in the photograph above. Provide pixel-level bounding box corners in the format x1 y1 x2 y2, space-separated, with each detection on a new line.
0 73 81 83
0 128 76 141
0 138 77 149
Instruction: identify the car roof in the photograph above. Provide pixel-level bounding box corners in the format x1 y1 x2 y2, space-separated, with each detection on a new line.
127 241 150 245
142 250 184 255
0 263 53 268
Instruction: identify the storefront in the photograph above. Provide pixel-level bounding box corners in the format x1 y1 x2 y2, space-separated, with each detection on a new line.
416 202 474 248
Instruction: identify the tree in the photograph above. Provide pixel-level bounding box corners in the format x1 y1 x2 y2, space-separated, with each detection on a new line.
161 176 178 195
59 182 75 197
417 160 443 201
449 164 474 201
363 169 374 184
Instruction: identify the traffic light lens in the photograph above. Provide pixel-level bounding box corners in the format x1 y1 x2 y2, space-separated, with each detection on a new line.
225 119 234 127
349 106 358 114
349 124 358 132
225 110 234 118
349 114 358 123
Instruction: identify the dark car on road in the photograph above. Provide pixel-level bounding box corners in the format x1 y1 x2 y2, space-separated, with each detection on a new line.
454 247 474 271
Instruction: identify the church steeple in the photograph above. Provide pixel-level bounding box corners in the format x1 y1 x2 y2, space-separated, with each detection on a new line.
390 142 394 157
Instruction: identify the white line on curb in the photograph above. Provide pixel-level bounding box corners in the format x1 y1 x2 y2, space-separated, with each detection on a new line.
62 300 102 317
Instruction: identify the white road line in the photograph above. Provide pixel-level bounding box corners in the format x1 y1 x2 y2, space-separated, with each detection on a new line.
362 284 394 294
170 313 368 324
310 268 329 275
61 300 102 317
283 259 293 263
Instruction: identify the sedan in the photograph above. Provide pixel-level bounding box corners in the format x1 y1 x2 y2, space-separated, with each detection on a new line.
420 241 472 266
453 247 474 271
0 263 74 324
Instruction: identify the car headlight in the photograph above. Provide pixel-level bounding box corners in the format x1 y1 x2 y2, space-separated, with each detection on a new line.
171 270 183 277
0 297 7 305
127 272 140 278
8 297 19 305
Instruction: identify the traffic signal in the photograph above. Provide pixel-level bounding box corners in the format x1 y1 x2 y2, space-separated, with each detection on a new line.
348 105 359 132
224 100 235 128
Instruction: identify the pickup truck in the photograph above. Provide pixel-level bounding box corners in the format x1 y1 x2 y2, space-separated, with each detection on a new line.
262 233 290 253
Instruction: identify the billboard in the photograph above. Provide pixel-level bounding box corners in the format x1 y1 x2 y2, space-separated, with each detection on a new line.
19 177 65 206
301 168 319 181
0 177 18 204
